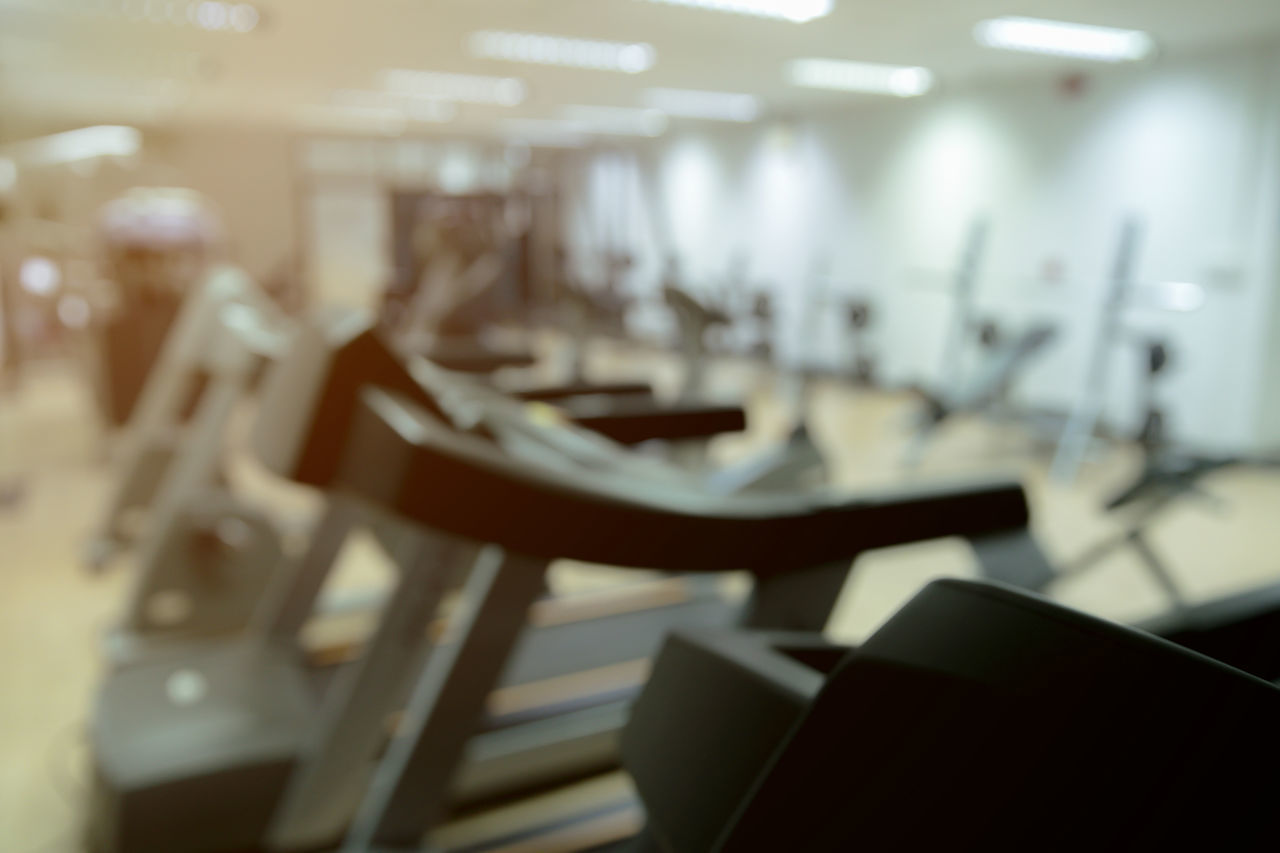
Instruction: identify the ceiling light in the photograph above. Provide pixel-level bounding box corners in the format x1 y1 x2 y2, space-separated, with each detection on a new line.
499 119 590 148
6 126 143 166
330 90 458 122
19 257 61 296
186 1 259 32
1144 281 1206 313
381 69 526 105
788 59 934 97
192 1 227 29
58 294 92 329
471 31 656 74
228 3 258 31
642 88 759 121
562 105 668 136
0 158 16 194
974 17 1154 62
637 0 832 23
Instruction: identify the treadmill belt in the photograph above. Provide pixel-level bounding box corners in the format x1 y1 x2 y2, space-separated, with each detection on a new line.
435 772 641 853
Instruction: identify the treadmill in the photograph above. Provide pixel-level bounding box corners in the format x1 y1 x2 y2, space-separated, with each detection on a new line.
98 297 749 665
621 579 1280 850
87 314 1056 853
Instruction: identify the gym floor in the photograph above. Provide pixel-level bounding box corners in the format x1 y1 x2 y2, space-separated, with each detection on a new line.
4 337 1280 851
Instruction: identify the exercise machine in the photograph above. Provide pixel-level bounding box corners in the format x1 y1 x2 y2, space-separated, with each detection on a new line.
660 258 732 404
87 187 227 427
87 315 1056 853
621 578 1280 851
847 297 877 385
88 266 296 662
1044 219 1280 612
1050 217 1207 482
337 381 1054 851
93 299 752 663
389 199 742 453
658 267 824 481
85 263 287 571
906 218 1058 465
660 255 834 488
793 255 879 387
87 201 754 657
1055 351 1279 618
554 244 633 358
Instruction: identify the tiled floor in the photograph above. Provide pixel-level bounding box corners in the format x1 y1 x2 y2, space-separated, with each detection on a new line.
3 339 1280 850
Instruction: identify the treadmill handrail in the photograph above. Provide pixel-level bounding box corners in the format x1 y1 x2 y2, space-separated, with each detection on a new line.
337 387 1032 576
254 318 734 490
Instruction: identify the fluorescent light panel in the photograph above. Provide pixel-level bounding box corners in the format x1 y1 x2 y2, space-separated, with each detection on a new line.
9 126 142 165
974 17 1154 62
561 105 668 136
642 88 759 122
500 119 590 148
471 31 655 74
35 0 259 30
1146 281 1206 313
637 0 832 23
189 2 260 32
381 70 526 105
789 59 934 97
330 90 458 122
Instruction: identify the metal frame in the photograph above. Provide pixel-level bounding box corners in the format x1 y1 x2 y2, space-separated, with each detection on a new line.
1050 217 1143 482
268 526 476 849
342 548 553 851
110 292 291 646
937 217 991 392
905 217 1060 467
86 266 286 567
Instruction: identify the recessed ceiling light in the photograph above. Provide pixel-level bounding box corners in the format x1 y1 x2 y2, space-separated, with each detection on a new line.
561 105 668 136
637 0 832 24
9 126 143 165
788 59 934 97
19 257 61 296
500 119 590 148
330 90 458 123
471 31 656 74
186 1 259 32
974 17 1154 62
1145 281 1206 313
228 3 258 31
380 70 527 106
642 88 760 122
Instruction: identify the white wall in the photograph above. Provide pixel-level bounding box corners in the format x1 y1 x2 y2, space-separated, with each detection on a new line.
305 180 391 315
147 127 300 284
563 42 1280 451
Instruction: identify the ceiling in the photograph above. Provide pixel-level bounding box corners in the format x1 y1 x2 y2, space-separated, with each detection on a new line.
4 0 1280 140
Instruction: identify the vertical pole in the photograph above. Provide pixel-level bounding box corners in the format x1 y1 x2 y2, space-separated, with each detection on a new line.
1051 217 1143 482
268 531 471 849
120 326 261 630
937 217 990 392
253 498 360 641
342 548 550 851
